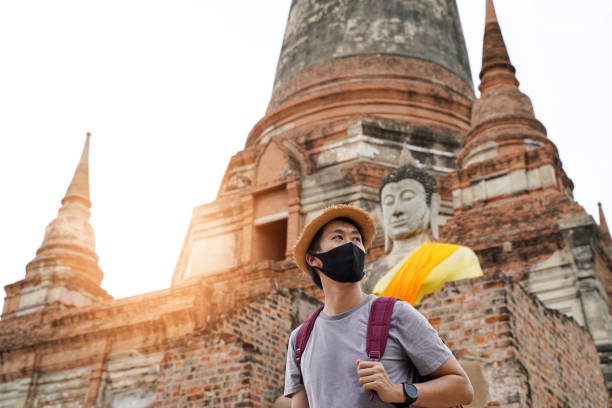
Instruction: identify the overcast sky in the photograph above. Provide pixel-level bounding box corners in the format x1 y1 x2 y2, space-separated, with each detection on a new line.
1 1 610 310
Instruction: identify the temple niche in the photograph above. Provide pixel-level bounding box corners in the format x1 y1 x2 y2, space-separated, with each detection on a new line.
0 0 610 407
172 137 304 283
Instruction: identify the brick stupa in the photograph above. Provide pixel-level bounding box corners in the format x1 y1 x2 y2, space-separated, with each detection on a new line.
2 134 111 319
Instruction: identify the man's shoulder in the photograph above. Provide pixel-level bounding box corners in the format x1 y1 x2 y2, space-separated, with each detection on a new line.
388 297 428 325
288 324 302 346
388 297 414 313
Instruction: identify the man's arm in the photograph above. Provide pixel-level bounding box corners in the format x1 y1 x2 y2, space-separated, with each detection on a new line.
290 390 309 408
411 354 473 407
284 328 309 405
356 355 473 407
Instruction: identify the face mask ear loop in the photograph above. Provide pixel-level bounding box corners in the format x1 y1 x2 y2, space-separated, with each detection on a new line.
305 252 323 289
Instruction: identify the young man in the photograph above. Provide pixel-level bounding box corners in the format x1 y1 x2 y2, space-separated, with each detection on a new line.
284 205 473 407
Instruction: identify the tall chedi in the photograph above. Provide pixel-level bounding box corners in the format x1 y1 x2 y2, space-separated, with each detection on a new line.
1 134 111 319
173 0 476 286
443 0 612 390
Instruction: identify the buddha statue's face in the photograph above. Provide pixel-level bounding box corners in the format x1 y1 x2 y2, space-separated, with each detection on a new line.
381 178 430 242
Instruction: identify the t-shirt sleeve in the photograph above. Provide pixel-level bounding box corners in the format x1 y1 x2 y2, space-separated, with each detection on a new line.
392 300 452 376
284 326 305 397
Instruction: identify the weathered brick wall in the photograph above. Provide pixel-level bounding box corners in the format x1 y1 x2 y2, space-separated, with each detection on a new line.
0 367 92 408
419 277 525 406
155 290 298 407
1 239 607 408
440 189 584 277
0 260 322 408
508 281 606 407
419 274 607 407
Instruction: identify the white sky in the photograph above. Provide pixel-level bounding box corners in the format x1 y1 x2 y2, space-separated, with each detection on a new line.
1 2 610 310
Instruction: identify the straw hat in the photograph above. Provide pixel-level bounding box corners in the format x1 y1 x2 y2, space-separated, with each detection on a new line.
293 204 376 274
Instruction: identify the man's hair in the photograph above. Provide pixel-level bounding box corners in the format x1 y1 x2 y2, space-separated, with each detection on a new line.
379 164 438 205
305 217 362 289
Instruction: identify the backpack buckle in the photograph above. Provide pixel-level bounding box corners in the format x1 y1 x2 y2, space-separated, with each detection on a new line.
296 348 302 362
368 351 381 361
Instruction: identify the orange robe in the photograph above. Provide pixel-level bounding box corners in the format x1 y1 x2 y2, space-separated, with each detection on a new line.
373 242 483 305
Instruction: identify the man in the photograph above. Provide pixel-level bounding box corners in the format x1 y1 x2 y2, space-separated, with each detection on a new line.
284 204 473 407
361 164 482 305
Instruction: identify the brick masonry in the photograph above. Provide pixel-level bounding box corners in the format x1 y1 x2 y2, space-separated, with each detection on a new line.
154 291 297 407
420 275 607 407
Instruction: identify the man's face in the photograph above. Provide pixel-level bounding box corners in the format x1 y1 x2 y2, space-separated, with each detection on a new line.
381 178 430 241
313 219 365 254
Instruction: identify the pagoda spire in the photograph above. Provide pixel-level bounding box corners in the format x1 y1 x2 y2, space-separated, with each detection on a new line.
479 0 519 93
450 0 573 207
461 0 545 160
29 133 100 281
63 132 91 207
598 202 612 245
4 133 111 317
485 0 497 23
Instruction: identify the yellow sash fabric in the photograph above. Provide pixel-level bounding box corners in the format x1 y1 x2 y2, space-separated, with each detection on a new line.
374 242 483 305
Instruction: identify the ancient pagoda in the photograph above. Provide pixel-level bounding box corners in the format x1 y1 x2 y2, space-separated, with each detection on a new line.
0 1 609 406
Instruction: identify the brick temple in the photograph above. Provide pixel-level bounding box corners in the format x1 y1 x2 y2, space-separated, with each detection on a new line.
1 0 610 406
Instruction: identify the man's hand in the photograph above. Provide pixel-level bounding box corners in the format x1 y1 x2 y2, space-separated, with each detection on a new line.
356 360 405 403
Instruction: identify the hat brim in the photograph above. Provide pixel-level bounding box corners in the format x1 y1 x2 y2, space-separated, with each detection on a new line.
293 204 376 274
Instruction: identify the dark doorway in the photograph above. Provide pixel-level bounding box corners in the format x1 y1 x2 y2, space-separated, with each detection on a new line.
253 218 287 262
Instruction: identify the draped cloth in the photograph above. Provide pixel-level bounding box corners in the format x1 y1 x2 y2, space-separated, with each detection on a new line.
373 242 483 305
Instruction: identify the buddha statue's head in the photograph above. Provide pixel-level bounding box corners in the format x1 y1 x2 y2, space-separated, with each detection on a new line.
379 164 441 251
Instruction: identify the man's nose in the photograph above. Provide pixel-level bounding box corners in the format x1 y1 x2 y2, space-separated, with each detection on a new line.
393 208 403 217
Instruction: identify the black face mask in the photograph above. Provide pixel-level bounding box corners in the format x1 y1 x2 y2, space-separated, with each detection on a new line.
311 242 365 283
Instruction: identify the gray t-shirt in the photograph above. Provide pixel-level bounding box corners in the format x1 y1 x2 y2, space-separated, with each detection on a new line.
284 295 451 407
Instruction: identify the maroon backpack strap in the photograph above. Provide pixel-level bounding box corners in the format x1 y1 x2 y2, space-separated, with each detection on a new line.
295 305 324 384
366 296 397 361
366 296 397 400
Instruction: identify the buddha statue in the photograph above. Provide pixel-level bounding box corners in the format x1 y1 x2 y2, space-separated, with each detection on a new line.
362 164 483 305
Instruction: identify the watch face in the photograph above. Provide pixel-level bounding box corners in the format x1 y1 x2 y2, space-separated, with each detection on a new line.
404 383 418 401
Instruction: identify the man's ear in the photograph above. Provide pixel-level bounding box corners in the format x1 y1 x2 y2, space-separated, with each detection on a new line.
306 253 322 269
429 192 441 240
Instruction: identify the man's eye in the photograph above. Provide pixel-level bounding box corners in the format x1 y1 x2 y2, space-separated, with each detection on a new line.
353 237 362 242
333 235 343 240
383 195 394 205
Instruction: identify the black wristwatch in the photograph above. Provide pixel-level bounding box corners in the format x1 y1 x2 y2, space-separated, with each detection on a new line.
399 382 418 406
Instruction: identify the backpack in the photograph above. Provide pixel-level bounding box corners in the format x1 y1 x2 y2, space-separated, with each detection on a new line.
294 296 463 407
